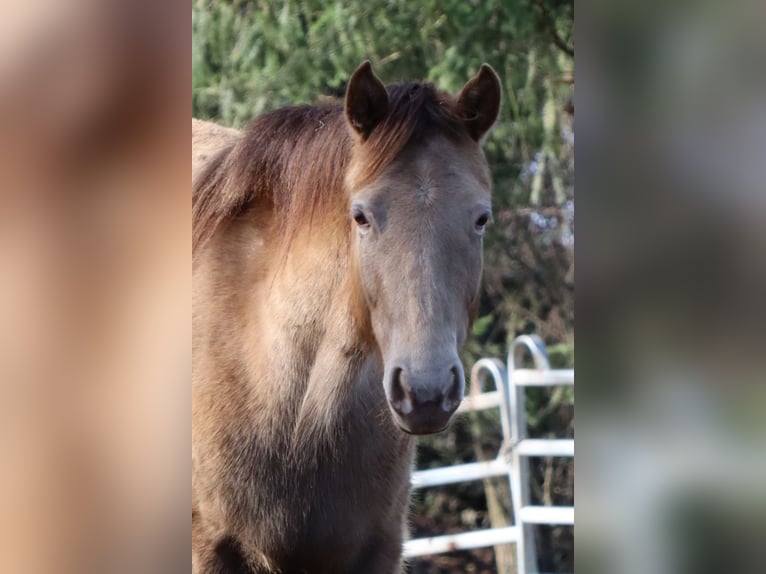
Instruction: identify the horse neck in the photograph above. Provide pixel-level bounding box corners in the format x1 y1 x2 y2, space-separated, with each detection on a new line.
245 219 380 442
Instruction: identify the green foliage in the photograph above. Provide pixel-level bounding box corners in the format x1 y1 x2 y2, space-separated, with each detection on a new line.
547 340 574 369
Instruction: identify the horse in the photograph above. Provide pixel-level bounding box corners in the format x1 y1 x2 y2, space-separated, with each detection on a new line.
192 61 501 574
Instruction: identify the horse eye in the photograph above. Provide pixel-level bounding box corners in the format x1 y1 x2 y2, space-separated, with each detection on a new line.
352 210 370 228
475 213 490 228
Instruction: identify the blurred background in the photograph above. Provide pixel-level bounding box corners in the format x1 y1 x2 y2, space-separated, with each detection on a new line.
193 1 575 572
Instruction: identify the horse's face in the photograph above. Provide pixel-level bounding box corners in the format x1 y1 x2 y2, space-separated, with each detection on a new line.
344 62 501 435
349 140 491 434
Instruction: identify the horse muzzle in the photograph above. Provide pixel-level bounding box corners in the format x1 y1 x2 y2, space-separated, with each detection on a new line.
384 359 465 435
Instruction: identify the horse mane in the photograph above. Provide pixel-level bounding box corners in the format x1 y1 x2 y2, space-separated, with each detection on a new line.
192 82 468 255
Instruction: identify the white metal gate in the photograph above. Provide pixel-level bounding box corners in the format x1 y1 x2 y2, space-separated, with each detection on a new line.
404 335 574 574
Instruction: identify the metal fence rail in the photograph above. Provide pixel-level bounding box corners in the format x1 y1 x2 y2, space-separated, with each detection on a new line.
404 335 574 574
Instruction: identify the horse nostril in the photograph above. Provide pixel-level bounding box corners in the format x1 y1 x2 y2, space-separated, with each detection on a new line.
389 367 414 415
442 365 464 412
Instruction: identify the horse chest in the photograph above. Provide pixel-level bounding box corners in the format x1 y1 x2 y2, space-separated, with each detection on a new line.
235 411 413 563
262 417 413 520
287 431 414 572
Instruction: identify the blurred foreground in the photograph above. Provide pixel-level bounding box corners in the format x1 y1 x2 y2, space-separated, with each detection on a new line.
0 1 189 573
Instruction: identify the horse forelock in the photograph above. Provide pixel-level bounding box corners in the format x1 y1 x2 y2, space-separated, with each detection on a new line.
347 83 467 188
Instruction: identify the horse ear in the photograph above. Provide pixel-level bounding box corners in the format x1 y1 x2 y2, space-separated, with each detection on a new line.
456 64 502 142
345 61 389 140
